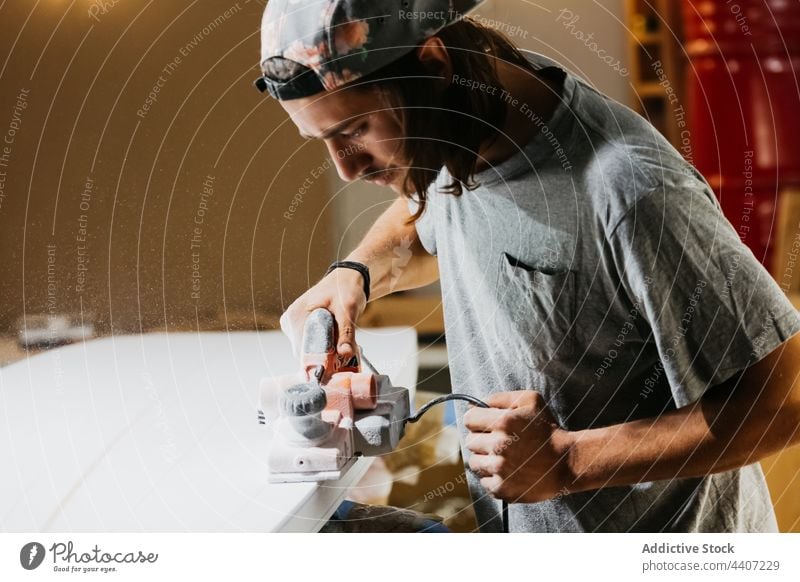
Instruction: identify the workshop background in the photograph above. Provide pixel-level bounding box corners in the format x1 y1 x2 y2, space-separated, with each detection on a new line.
0 0 799 532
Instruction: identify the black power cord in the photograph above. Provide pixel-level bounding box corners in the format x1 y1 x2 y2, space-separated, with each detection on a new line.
406 393 510 534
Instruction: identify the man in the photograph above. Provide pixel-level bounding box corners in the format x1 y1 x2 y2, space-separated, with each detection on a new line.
256 0 800 532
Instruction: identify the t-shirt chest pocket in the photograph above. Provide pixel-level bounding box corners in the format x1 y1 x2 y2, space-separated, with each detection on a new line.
495 251 577 364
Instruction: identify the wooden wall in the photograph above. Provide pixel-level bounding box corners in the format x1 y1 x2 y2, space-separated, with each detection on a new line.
0 0 333 334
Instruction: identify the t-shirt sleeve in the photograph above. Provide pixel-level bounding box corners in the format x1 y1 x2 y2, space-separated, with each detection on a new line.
608 182 800 407
407 196 437 257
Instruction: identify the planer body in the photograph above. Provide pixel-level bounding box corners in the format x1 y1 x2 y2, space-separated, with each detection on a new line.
258 309 410 483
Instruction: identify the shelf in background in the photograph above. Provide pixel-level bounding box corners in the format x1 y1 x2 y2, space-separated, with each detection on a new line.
625 0 685 149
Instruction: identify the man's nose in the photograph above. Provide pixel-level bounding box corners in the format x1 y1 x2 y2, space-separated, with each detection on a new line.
326 139 369 182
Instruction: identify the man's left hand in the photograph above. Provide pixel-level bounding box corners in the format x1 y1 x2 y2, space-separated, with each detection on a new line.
463 390 574 503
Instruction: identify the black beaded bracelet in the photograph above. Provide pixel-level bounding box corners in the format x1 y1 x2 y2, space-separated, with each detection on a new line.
325 261 371 303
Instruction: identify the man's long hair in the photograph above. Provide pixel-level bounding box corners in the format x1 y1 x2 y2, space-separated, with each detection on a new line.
356 18 538 221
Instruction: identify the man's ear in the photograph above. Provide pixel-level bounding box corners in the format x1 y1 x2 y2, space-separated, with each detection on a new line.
416 36 453 84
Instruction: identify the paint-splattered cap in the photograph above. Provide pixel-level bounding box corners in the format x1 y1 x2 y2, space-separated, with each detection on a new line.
255 0 486 100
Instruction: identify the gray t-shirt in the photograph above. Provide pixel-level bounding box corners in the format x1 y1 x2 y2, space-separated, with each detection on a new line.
410 52 800 532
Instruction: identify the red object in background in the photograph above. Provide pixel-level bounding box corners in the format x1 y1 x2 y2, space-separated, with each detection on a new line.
683 0 800 267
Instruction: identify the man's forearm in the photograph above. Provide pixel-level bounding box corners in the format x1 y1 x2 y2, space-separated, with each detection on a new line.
563 335 800 493
564 395 732 493
345 197 438 300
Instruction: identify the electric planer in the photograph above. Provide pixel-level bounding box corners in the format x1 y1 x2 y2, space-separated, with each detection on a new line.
258 308 410 483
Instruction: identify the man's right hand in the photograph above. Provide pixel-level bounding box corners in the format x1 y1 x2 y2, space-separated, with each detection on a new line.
279 197 439 360
279 266 368 359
